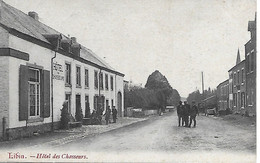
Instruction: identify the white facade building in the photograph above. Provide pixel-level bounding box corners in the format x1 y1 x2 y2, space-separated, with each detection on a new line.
0 1 124 140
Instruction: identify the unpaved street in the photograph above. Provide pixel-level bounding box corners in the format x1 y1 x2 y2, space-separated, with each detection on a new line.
60 112 255 153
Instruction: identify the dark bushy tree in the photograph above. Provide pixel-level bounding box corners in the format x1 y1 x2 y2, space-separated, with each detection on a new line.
60 101 70 129
75 106 83 122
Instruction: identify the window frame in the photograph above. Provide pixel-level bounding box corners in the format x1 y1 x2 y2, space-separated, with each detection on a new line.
84 68 89 88
28 68 41 118
65 62 71 86
94 70 99 89
76 65 81 87
110 75 114 91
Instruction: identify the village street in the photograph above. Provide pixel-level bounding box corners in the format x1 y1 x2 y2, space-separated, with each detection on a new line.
0 111 256 162
58 112 255 153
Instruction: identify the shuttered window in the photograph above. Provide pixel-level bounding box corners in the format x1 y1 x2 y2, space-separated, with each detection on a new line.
19 65 50 121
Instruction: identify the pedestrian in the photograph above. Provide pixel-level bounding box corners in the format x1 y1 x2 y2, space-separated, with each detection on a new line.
183 101 190 127
177 101 183 127
104 106 111 125
112 106 118 123
189 101 199 128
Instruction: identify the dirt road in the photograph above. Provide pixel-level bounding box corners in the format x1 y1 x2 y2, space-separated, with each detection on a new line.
60 112 255 152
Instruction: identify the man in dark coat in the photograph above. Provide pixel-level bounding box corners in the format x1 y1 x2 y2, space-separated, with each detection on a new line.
112 106 118 123
183 101 190 127
189 101 199 128
104 106 111 125
177 101 183 127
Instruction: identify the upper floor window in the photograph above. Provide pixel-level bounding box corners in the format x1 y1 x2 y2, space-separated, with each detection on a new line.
251 52 254 72
233 73 236 85
105 74 109 90
110 75 114 91
65 63 71 85
85 69 89 88
237 71 239 84
28 68 41 117
100 72 104 90
241 69 244 83
76 66 81 87
94 71 98 89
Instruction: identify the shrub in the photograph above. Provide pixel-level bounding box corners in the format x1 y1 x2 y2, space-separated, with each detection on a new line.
60 101 70 129
75 106 83 122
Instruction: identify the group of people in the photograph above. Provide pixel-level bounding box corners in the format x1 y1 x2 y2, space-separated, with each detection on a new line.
90 106 118 125
177 101 199 128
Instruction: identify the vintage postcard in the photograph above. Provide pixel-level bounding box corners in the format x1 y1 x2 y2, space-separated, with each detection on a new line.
0 0 257 162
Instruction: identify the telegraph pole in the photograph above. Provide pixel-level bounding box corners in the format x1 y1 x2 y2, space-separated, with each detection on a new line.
201 71 204 99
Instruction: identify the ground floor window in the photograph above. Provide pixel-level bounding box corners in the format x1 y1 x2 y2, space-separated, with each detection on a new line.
28 68 41 117
233 93 237 107
241 92 245 108
65 93 71 114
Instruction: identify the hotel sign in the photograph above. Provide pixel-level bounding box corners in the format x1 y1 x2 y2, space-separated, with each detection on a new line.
53 62 64 81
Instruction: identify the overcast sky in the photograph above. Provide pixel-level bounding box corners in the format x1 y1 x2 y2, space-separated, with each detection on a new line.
6 0 256 97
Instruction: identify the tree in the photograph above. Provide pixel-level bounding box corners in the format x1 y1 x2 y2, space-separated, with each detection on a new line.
145 70 180 109
60 101 70 129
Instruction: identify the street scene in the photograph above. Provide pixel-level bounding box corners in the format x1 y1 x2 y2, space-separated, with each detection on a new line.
0 0 257 162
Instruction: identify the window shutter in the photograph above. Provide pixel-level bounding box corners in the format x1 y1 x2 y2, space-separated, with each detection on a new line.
19 65 29 121
41 70 50 118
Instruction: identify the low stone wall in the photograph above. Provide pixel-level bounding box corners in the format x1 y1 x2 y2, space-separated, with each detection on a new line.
6 122 60 141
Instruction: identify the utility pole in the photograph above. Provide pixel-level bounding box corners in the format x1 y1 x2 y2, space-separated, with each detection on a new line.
201 71 204 99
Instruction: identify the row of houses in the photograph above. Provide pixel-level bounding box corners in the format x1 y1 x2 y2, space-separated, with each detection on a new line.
0 1 124 140
217 14 256 116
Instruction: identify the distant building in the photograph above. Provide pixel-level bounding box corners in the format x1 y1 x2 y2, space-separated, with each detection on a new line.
0 1 124 140
217 79 229 111
228 50 246 114
245 14 256 116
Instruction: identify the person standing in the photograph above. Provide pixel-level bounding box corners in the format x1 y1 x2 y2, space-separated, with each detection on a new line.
183 101 190 127
112 106 118 123
177 101 183 127
189 101 199 128
104 106 111 125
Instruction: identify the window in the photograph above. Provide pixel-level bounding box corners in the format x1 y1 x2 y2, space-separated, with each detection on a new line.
76 66 81 87
234 93 237 107
233 73 236 85
111 99 114 107
85 95 90 117
94 96 98 110
94 71 98 89
28 68 41 117
241 92 245 108
100 72 104 90
65 63 71 85
65 93 71 114
241 69 244 83
246 54 250 73
110 76 114 91
237 71 239 84
251 52 254 72
85 69 89 88
105 74 108 90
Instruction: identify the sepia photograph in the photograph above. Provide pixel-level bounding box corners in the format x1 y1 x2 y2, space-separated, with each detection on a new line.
0 0 257 162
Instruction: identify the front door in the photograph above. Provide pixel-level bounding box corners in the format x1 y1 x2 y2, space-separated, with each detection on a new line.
117 92 122 117
76 95 81 118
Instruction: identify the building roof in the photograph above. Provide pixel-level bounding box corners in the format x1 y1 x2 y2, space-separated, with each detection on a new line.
0 1 121 75
228 59 245 72
217 79 229 88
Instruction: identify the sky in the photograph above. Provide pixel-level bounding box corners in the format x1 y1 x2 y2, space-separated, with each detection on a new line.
6 0 256 97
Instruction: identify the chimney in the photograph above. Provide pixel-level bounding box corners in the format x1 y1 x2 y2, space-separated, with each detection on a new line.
71 37 77 43
28 11 39 21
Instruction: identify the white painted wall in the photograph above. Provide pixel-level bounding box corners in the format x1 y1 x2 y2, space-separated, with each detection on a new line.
7 34 124 128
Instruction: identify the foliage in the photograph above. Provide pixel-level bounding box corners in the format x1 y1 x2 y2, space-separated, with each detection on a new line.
75 106 83 122
85 102 91 118
60 101 70 129
124 70 181 110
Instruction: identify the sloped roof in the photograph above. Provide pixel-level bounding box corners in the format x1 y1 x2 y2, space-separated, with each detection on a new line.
0 1 119 73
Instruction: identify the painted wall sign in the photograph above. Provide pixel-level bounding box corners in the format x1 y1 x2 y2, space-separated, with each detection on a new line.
53 62 64 81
